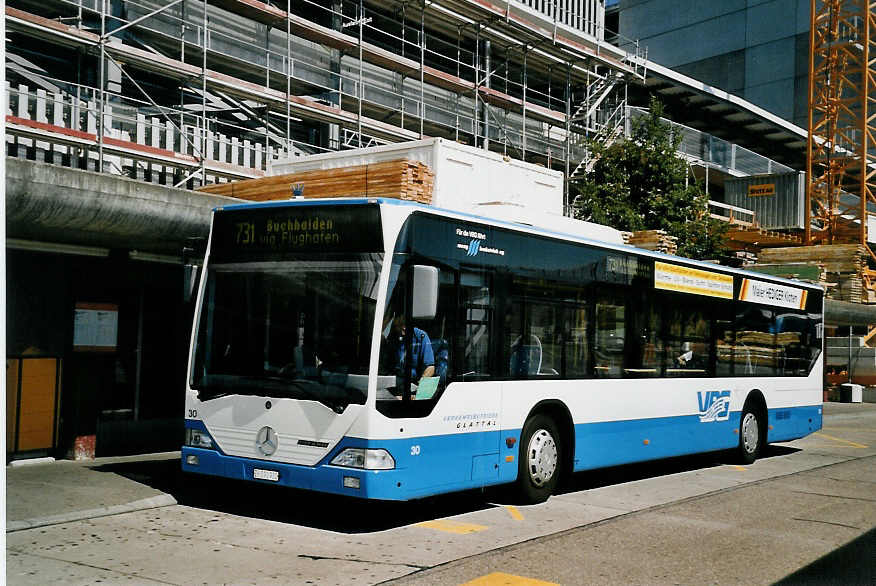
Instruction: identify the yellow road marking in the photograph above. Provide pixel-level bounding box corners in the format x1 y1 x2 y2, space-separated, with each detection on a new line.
505 505 524 521
823 427 876 433
416 520 488 534
461 572 559 586
732 465 747 471
814 432 869 449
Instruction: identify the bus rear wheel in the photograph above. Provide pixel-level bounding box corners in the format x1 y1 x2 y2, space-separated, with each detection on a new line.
737 404 763 464
516 414 561 504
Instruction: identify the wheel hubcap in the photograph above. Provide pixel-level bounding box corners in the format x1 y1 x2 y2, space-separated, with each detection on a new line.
741 412 759 454
527 428 558 487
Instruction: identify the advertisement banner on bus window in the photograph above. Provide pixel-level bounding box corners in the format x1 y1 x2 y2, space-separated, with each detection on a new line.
654 262 733 299
739 278 807 309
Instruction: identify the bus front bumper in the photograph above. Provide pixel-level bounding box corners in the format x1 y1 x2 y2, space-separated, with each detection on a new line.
181 446 407 500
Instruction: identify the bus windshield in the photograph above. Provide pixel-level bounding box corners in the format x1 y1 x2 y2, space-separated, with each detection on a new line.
190 253 382 412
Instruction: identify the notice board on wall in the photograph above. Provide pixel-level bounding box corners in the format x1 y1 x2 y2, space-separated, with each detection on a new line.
73 302 119 352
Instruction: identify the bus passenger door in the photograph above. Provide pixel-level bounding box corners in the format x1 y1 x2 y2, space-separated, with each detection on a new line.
455 269 502 484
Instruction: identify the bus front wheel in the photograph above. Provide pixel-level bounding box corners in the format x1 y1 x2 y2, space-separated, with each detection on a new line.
737 403 763 464
516 414 561 504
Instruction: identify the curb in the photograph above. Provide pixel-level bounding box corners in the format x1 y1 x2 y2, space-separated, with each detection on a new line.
6 494 178 533
8 457 57 468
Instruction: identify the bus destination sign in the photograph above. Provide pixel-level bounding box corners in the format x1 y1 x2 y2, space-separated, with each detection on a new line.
211 205 382 260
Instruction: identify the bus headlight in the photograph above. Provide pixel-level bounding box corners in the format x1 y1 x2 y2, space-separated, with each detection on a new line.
185 428 214 449
330 448 395 470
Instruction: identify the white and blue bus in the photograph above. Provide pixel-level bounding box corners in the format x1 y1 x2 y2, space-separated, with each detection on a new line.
182 198 824 503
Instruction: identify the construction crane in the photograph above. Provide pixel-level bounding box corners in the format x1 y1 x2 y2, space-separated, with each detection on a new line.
805 0 876 262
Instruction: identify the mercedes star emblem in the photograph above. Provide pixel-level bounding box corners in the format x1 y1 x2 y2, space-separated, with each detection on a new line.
256 426 278 456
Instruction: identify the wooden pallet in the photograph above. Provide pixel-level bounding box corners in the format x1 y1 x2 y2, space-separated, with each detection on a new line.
198 159 435 204
753 244 867 303
756 244 865 273
725 227 802 250
623 229 679 255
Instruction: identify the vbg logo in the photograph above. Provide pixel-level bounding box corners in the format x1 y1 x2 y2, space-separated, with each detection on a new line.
466 239 482 256
698 390 731 422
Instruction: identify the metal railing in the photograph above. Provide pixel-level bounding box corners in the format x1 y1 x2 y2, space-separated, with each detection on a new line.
708 200 757 227
627 106 796 176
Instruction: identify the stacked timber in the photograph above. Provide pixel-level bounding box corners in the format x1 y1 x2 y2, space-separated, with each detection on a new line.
731 250 758 266
623 230 678 255
747 262 826 284
718 331 803 367
726 227 802 249
755 244 866 303
198 159 434 204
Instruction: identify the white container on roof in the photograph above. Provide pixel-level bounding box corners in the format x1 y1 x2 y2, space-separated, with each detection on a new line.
271 138 624 245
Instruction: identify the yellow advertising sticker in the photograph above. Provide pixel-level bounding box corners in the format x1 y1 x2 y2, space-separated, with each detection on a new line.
654 261 733 299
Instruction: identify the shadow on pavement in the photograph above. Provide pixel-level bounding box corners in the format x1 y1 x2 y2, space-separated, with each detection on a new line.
91 444 802 533
773 527 875 585
91 457 495 533
558 444 800 495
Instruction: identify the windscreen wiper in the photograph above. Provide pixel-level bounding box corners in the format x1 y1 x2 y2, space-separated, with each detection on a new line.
279 378 349 414
198 375 350 413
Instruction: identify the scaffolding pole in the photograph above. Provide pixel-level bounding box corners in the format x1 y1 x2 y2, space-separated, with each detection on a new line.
420 0 426 139
201 0 207 183
98 0 106 173
286 0 292 154
564 63 571 215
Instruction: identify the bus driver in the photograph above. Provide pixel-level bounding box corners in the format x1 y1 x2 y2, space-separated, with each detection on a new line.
382 313 435 393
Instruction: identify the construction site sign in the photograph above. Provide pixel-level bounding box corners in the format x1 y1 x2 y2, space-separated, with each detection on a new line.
654 262 733 299
748 183 775 197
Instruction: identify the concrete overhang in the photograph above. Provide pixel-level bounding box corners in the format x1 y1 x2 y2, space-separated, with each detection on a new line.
631 58 808 170
6 157 240 257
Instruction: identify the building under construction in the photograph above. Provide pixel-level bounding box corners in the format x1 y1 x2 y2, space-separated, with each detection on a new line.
6 0 649 209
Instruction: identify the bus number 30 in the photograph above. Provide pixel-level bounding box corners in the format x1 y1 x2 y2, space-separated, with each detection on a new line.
410 445 421 456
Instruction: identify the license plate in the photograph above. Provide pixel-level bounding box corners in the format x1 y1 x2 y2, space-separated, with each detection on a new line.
253 468 279 482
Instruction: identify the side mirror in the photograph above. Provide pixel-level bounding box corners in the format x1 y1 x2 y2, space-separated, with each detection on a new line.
183 264 200 303
411 265 438 320
182 236 207 303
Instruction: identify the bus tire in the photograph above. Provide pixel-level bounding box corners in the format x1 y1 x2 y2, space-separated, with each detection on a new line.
516 414 561 504
737 402 763 464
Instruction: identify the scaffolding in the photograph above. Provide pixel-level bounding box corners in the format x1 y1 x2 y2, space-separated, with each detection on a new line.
805 0 876 257
5 0 644 211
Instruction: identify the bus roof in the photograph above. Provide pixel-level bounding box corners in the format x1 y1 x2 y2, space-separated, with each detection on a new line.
214 198 824 292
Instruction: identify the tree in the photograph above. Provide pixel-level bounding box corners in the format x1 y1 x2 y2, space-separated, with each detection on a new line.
571 98 728 260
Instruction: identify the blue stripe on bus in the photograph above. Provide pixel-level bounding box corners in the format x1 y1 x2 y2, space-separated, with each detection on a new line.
767 404 823 442
571 404 821 471
181 404 821 500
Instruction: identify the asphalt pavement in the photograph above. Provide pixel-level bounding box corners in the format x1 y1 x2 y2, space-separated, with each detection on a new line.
5 402 875 585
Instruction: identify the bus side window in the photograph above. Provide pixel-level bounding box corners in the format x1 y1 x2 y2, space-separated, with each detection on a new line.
714 301 735 377
627 295 660 378
735 307 777 376
565 304 589 379
775 311 810 376
426 271 457 389
595 292 625 379
663 299 711 378
460 270 492 379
